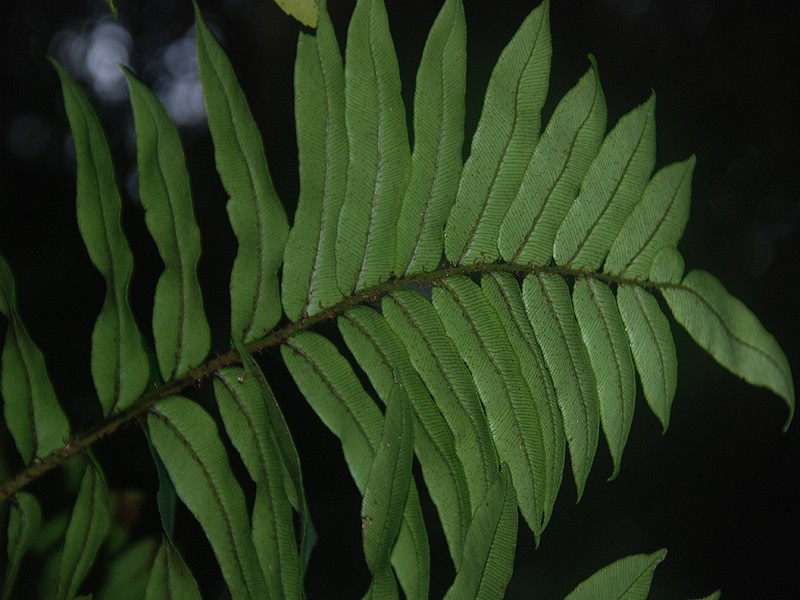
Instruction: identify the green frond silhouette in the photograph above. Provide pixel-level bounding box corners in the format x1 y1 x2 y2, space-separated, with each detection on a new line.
0 0 794 598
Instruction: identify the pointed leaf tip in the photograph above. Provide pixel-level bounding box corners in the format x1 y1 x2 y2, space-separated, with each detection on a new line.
273 0 318 28
194 2 289 343
663 270 795 429
566 548 667 600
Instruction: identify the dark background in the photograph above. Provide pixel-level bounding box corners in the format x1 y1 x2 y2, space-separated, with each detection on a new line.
1 0 798 598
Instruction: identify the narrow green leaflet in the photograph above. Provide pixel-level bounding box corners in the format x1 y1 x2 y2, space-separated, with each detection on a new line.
617 285 677 430
147 395 267 599
498 61 606 265
231 337 315 568
125 70 210 381
382 289 497 511
339 305 470 564
395 0 466 275
273 0 318 27
481 272 564 531
433 275 545 536
280 332 430 598
605 157 695 278
96 537 159 600
55 459 111 600
361 386 414 599
663 270 795 427
522 273 599 499
336 0 410 294
554 94 656 270
51 60 148 415
0 254 70 462
445 0 551 265
573 277 636 479
283 0 348 320
213 367 302 598
281 332 383 487
565 548 667 600
144 426 177 539
145 537 201 600
444 465 517 600
194 4 289 343
3 492 42 600
691 592 722 600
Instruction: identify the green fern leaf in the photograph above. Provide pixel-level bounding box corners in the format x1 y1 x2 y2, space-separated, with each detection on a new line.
565 548 667 600
617 285 677 430
605 157 695 278
395 0 466 275
55 459 111 600
283 0 348 320
573 277 636 479
382 289 497 513
281 332 430 597
231 336 315 567
194 3 289 343
361 385 414 599
124 69 210 381
480 271 564 530
0 254 70 462
213 367 302 597
339 305 470 564
433 275 547 537
444 464 517 600
50 60 149 415
147 396 268 599
663 270 795 427
2 1 797 597
145 537 201 600
2 492 41 600
336 0 410 294
273 0 319 28
444 0 551 265
554 94 656 270
523 273 599 500
498 59 606 265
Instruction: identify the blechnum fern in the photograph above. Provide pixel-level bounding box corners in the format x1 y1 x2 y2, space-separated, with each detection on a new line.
0 0 794 597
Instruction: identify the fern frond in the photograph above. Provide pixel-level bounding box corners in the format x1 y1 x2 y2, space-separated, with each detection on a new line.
445 0 551 266
382 289 497 513
2 492 41 599
283 0 348 320
395 0 466 275
498 58 606 265
361 385 415 598
444 464 517 599
0 0 795 598
0 254 70 462
565 548 667 600
54 459 111 600
663 269 795 427
50 60 149 415
147 396 268 598
214 367 302 597
194 3 289 343
336 0 410 294
125 69 210 381
281 331 430 597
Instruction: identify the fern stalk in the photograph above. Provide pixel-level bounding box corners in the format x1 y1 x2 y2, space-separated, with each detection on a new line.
0 262 663 503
